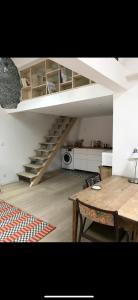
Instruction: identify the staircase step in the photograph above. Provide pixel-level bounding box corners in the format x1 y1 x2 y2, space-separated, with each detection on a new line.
17 172 37 179
46 135 59 138
54 118 64 122
35 149 53 153
18 117 76 187
24 164 43 170
40 142 56 145
29 156 48 161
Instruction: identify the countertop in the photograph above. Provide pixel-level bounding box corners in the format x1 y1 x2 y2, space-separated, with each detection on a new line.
63 147 112 150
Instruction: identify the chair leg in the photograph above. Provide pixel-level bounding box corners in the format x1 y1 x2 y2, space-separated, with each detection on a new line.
82 217 86 231
78 217 86 242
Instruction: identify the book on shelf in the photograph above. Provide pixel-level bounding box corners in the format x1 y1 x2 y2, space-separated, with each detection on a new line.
47 81 56 94
21 77 30 88
60 67 68 83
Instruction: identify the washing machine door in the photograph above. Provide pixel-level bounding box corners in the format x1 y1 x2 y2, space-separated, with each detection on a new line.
63 152 72 165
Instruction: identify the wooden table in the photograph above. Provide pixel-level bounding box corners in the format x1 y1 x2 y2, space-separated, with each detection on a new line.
69 176 138 242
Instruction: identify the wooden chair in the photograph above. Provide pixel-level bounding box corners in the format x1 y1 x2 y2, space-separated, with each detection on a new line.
76 199 129 242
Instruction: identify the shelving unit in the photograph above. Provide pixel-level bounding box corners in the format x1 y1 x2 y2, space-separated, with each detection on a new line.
20 59 96 101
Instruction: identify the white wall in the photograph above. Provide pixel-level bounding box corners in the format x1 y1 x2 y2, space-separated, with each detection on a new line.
112 84 138 178
0 108 113 185
66 115 113 147
0 110 61 185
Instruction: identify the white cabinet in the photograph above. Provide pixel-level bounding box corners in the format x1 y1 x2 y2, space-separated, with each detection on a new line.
102 152 112 167
87 159 101 172
74 159 88 171
74 148 103 172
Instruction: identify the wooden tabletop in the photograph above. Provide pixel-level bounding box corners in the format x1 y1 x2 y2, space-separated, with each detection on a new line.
69 176 138 222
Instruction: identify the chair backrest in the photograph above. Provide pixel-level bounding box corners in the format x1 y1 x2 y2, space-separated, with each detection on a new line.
85 173 101 187
76 198 118 227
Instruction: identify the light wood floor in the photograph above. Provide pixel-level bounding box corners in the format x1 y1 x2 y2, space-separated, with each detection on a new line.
0 172 84 242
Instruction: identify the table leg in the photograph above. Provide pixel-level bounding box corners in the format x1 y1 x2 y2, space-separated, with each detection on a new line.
72 201 78 242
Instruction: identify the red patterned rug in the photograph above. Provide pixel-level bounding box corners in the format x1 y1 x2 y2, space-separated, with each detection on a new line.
0 200 56 242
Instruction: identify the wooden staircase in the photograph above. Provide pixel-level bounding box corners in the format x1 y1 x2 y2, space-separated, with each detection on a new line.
17 116 77 187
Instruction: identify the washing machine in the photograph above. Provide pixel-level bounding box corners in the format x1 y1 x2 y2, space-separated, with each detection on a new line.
61 148 74 170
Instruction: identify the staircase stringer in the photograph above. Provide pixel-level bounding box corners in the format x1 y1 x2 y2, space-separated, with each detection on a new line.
30 118 77 187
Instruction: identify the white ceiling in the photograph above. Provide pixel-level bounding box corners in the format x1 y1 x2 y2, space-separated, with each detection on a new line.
12 58 42 69
119 58 138 74
31 95 113 117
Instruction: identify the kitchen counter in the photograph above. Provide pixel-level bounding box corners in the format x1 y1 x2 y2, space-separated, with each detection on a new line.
63 146 112 150
75 147 112 150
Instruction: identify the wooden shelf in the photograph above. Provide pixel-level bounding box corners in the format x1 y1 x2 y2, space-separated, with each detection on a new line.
20 58 95 100
22 86 31 90
73 74 83 79
21 87 32 100
46 69 60 75
73 75 90 88
32 85 46 98
60 80 72 86
32 84 46 89
60 80 72 91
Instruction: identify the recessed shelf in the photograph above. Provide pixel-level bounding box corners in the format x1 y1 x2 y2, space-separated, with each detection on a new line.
31 61 46 88
59 66 72 83
32 85 46 98
73 74 83 79
20 68 31 88
46 59 59 73
20 59 95 100
21 88 32 101
47 70 59 94
60 80 72 86
73 75 90 88
60 80 72 91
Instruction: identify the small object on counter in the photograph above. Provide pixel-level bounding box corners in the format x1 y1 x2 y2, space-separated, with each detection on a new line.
91 185 101 190
93 140 102 148
74 139 84 148
66 142 74 149
91 140 95 148
104 143 108 148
